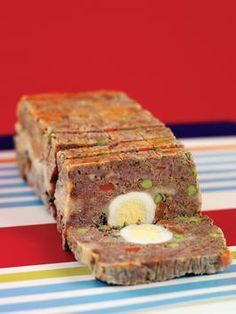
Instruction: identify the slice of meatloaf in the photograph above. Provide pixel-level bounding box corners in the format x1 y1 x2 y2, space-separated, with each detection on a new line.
55 145 200 246
67 215 232 285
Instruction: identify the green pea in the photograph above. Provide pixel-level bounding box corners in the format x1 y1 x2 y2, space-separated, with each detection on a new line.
139 179 153 189
166 242 180 248
96 139 108 146
77 227 89 235
187 185 197 196
154 193 166 204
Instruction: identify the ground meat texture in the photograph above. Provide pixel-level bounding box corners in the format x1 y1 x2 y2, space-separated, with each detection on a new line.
67 215 232 285
16 91 200 249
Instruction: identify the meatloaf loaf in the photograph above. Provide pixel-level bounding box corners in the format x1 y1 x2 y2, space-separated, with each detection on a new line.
67 215 232 285
15 91 201 247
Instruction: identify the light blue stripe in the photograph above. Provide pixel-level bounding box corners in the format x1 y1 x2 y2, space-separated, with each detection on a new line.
193 151 236 158
198 168 236 174
0 199 43 208
1 279 106 298
86 290 236 314
0 191 35 198
0 174 20 180
196 160 236 166
1 264 236 299
199 177 236 183
201 185 236 193
0 166 18 171
1 276 236 312
0 182 27 189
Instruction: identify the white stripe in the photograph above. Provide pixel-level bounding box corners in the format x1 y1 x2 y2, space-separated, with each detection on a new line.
182 136 236 148
0 178 24 185
0 261 84 275
202 190 236 211
0 275 94 290
194 155 236 163
0 206 54 228
0 196 38 203
0 170 19 176
0 186 32 194
11 285 236 314
197 163 236 171
0 150 15 158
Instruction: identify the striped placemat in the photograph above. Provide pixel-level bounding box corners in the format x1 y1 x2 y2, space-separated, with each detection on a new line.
0 136 236 313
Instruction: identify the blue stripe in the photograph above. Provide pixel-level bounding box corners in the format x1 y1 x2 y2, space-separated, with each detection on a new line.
0 166 18 171
198 168 236 174
199 177 236 183
86 290 236 314
0 191 35 198
0 174 20 180
0 182 27 189
0 199 43 208
196 160 236 166
1 264 236 299
201 185 236 193
1 275 236 312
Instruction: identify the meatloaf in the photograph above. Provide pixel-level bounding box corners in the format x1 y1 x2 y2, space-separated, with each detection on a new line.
67 215 232 285
15 91 200 247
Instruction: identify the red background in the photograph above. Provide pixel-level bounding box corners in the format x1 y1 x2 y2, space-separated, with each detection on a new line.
0 0 236 135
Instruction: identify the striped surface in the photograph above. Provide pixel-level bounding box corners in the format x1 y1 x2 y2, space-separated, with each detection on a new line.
0 136 236 313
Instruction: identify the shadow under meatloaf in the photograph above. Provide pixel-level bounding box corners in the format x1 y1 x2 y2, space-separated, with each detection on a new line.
67 215 232 285
55 143 200 247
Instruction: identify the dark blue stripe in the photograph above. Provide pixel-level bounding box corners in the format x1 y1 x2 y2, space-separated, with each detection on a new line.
0 199 43 208
1 264 236 298
0 191 36 198
85 290 236 314
1 276 236 312
0 135 14 150
167 121 236 138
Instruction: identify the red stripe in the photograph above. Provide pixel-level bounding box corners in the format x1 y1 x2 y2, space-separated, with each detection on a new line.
203 209 236 247
0 209 235 268
0 224 74 268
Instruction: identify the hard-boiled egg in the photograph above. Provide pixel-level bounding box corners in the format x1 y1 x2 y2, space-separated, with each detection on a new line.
108 192 156 227
120 224 173 244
